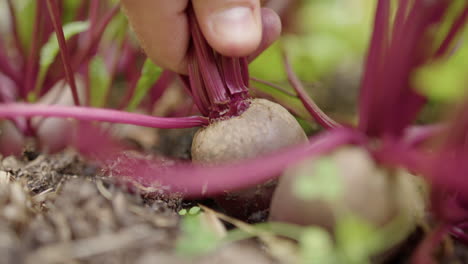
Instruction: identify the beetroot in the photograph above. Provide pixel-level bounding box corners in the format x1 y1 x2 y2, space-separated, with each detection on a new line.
176 6 307 219
192 98 306 162
193 98 306 219
269 146 426 232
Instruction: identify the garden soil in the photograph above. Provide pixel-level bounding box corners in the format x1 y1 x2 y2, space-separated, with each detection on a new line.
0 141 276 264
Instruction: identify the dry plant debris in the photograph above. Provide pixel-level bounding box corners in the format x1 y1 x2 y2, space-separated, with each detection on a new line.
0 150 275 264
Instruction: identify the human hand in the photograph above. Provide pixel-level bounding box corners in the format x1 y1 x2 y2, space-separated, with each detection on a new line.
121 0 281 74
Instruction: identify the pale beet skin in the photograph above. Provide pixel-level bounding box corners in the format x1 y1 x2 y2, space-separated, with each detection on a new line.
192 98 307 220
192 98 307 162
269 146 426 231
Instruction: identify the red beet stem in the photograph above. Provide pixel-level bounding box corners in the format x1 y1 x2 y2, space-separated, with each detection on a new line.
0 40 21 87
357 0 463 138
221 57 249 95
144 70 175 112
186 5 250 119
358 0 391 135
72 4 120 69
435 6 468 57
188 50 210 116
46 0 80 105
188 8 229 106
282 53 340 129
113 128 358 197
0 103 208 129
6 0 25 66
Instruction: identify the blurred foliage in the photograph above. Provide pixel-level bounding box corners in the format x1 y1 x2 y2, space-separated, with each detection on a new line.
250 0 374 83
299 227 337 264
126 59 162 111
249 0 375 128
251 80 310 118
39 21 90 77
62 0 82 23
432 0 466 50
296 116 320 135
251 0 466 127
6 0 466 113
249 42 287 82
176 213 221 257
414 28 468 103
89 55 111 107
12 0 37 52
286 0 373 81
28 21 90 101
334 216 382 264
103 12 130 44
214 209 406 264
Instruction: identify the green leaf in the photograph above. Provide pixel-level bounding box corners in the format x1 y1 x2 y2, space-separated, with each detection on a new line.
296 116 321 135
126 59 162 111
188 206 201 215
176 215 220 257
13 0 36 52
89 56 111 107
178 209 188 216
33 21 90 100
300 227 337 264
292 157 343 202
249 42 286 82
334 208 413 263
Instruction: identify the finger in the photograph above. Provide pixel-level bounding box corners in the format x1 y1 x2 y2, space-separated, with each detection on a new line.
192 0 262 57
121 0 190 73
248 7 282 62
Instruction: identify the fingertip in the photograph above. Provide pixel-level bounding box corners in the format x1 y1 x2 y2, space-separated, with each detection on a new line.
193 0 263 57
121 0 190 74
260 7 282 40
248 8 282 61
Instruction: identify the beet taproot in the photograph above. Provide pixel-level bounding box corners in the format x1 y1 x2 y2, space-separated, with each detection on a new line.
192 98 307 220
269 147 426 231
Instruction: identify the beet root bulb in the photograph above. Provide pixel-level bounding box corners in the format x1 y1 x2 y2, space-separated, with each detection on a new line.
270 146 426 235
192 98 308 220
192 98 307 162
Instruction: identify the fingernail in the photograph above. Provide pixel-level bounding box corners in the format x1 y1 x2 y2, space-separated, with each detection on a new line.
209 7 260 50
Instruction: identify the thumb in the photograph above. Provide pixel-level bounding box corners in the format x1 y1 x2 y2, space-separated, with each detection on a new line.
192 0 262 57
